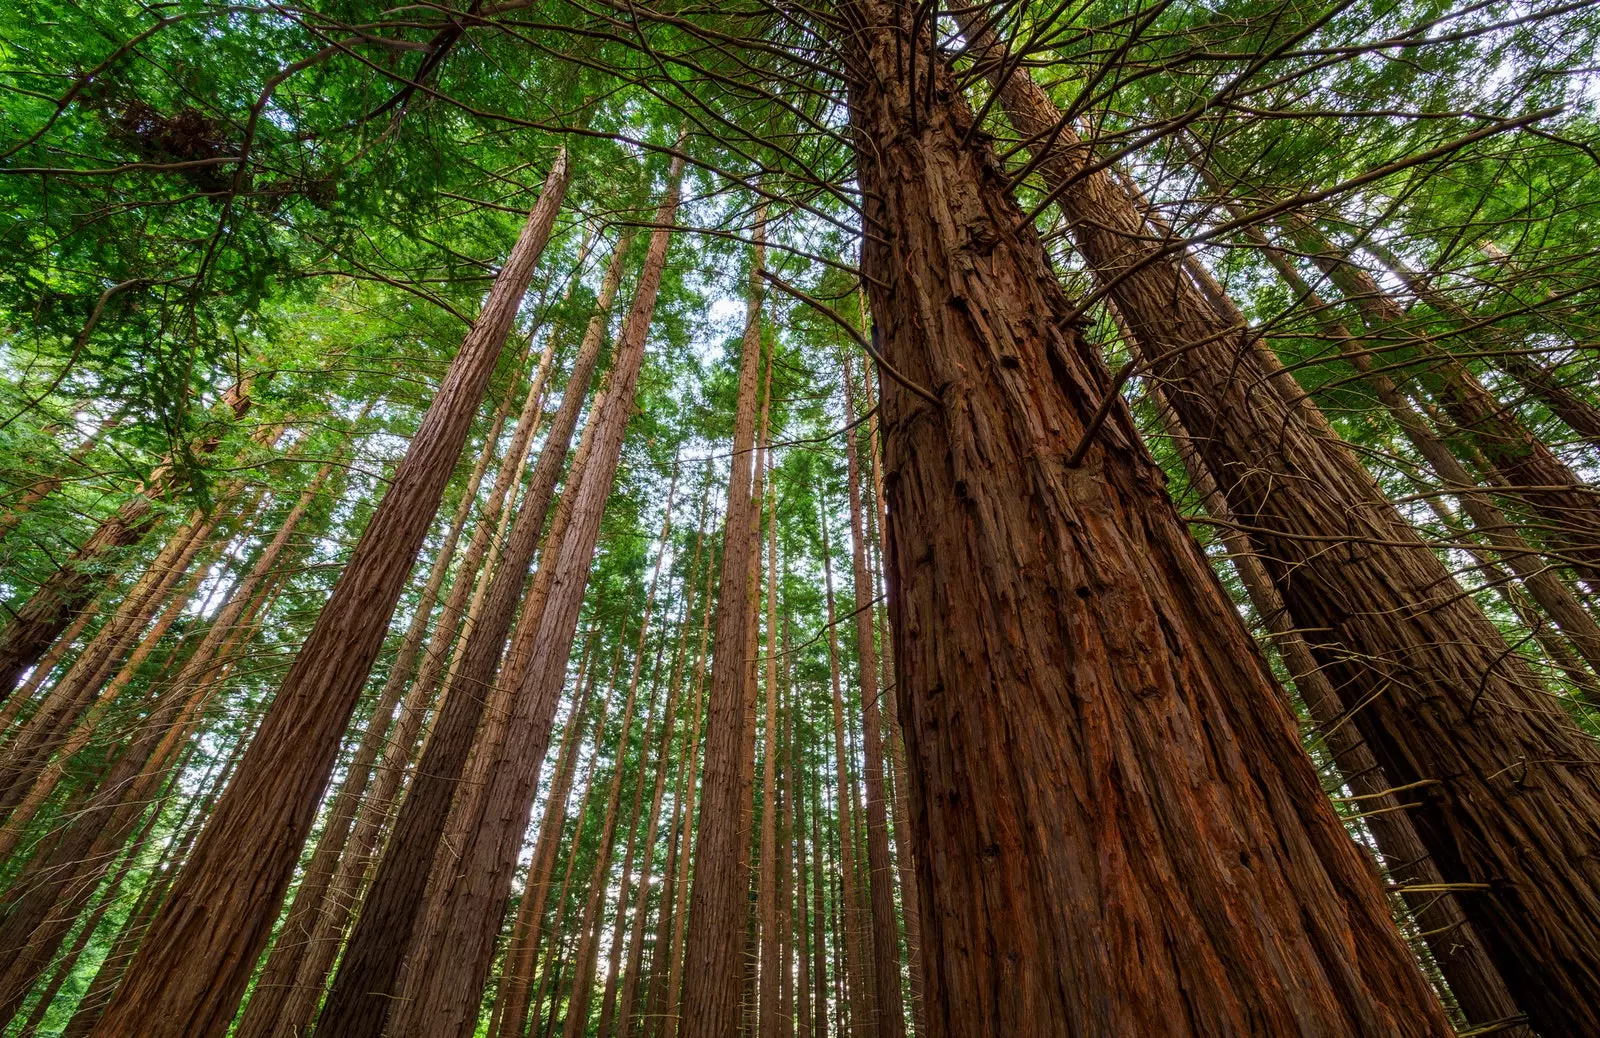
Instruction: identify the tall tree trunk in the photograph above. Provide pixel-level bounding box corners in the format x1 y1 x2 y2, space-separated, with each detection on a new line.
87 151 570 1038
842 359 904 1038
679 207 769 1038
818 502 871 1038
0 413 119 543
234 368 525 1038
1154 389 1530 1033
311 221 633 1038
388 157 684 1038
808 765 827 1038
660 517 717 1038
758 446 783 1038
847 5 1454 1033
959 19 1600 1034
1281 213 1600 588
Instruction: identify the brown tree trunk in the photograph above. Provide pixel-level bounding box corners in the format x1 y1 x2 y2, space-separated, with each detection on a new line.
1282 214 1600 588
388 158 683 1038
849 5 1454 1033
660 515 718 1038
1155 389 1529 1033
758 445 783 1038
959 19 1600 1034
0 413 119 543
679 208 770 1038
87 152 570 1038
809 770 827 1038
818 501 871 1038
842 359 904 1038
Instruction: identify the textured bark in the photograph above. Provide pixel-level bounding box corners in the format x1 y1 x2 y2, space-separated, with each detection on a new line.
391 159 682 1038
818 505 871 1038
87 151 569 1038
234 383 518 1038
312 215 629 1038
848 6 1454 1034
961 20 1600 1034
842 360 904 1038
1239 224 1600 683
0 380 253 701
1155 390 1529 1034
679 208 769 1038
740 367 773 1038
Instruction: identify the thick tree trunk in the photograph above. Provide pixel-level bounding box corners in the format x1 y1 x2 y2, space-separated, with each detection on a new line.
842 359 905 1038
87 151 570 1038
960 19 1600 1034
679 207 770 1038
846 5 1454 1033
390 158 683 1038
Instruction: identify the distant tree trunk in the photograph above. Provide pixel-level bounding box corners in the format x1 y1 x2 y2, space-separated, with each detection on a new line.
679 207 770 1038
816 501 872 1038
659 523 717 1038
958 18 1600 1034
810 768 827 1038
615 486 709 1038
777 638 796 1038
0 380 253 701
389 157 684 1038
793 719 813 1038
847 5 1454 1033
758 445 783 1038
0 413 119 543
842 358 904 1038
312 227 635 1038
87 151 570 1038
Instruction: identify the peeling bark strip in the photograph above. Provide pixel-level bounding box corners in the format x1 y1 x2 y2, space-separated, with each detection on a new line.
87 149 571 1038
840 3 1452 1034
961 19 1600 1035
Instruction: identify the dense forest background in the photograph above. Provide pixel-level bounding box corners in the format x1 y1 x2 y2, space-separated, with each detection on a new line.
1 0 1599 1035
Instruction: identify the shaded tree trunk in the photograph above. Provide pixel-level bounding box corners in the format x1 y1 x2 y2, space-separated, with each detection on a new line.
849 5 1454 1033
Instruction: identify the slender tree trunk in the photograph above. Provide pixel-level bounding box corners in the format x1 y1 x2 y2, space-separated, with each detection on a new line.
847 6 1455 1033
794 714 813 1038
389 158 683 1038
679 207 769 1038
486 626 601 1038
0 413 119 543
758 446 783 1038
660 518 718 1038
842 359 904 1038
960 19 1600 1034
88 152 570 1038
818 502 870 1038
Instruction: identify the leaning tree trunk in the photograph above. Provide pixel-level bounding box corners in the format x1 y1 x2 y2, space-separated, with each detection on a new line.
958 19 1600 1035
842 4 1455 1034
395 155 683 1038
87 150 570 1038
